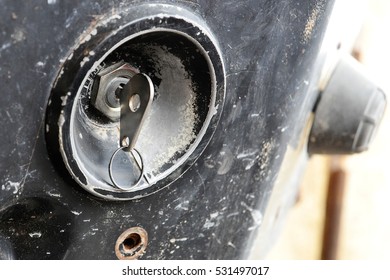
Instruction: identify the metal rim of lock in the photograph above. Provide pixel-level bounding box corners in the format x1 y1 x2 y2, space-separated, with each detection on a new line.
45 4 226 201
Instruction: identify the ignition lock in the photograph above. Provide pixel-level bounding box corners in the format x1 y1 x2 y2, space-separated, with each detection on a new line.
106 71 154 190
89 61 155 190
45 4 225 200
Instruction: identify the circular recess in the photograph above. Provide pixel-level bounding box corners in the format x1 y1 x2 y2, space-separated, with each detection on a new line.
45 4 225 200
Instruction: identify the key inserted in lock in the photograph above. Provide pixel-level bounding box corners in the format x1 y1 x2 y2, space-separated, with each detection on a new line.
47 18 225 200
108 73 154 190
120 73 154 151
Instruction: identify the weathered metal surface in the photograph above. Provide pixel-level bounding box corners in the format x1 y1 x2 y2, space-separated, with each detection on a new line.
0 0 334 259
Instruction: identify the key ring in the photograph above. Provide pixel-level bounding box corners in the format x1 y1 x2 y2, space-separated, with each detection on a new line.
108 147 145 190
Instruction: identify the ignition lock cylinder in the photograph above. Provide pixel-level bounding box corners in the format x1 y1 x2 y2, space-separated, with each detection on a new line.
45 5 225 200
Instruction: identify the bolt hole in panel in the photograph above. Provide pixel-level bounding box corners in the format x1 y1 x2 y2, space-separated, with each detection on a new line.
45 4 225 200
115 227 148 260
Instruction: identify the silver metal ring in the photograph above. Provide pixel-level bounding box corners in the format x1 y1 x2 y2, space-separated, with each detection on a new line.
108 147 145 190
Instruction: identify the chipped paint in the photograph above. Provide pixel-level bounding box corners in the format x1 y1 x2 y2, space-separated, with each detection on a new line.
210 212 219 219
60 95 68 106
29 232 42 238
217 147 234 175
0 42 11 53
80 56 90 67
241 202 263 231
1 181 21 194
71 210 82 215
58 111 65 127
203 219 215 229
237 149 259 159
48 190 61 197
169 237 188 243
174 202 189 211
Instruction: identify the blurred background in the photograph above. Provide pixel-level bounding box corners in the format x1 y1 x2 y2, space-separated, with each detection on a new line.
266 0 390 259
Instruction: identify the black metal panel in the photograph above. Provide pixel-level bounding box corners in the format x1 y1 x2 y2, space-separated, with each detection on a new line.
0 0 334 259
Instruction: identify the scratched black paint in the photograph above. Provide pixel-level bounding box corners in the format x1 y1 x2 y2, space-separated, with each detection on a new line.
0 0 334 259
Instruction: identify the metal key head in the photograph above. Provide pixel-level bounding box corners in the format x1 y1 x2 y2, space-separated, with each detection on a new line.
120 73 154 152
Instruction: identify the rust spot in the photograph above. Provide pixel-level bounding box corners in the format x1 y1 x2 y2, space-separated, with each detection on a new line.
115 227 148 260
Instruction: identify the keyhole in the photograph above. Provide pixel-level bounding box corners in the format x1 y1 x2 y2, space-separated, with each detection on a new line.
114 83 126 100
129 94 141 112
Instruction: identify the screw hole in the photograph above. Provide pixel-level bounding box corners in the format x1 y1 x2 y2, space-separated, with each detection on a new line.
122 233 141 251
115 227 148 260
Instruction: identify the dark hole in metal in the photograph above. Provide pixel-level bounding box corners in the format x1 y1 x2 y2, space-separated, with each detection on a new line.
123 233 141 251
115 83 126 100
115 227 148 260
